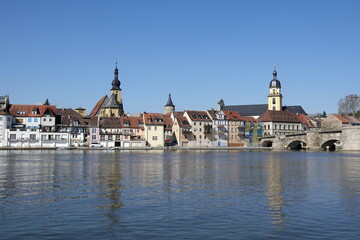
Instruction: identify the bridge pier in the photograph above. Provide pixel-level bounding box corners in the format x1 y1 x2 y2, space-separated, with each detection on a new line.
341 127 360 151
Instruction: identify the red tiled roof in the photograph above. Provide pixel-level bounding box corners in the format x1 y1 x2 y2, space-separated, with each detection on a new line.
89 95 107 116
119 116 144 129
333 114 350 123
295 114 316 128
185 110 212 122
176 116 191 128
9 104 57 117
258 110 301 123
144 113 168 125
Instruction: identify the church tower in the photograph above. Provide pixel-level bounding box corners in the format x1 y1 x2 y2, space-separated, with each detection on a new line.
100 64 124 117
111 63 123 105
267 68 283 111
164 94 175 114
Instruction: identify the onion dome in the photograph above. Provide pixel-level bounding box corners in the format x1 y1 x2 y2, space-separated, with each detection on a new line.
269 69 281 88
111 65 121 91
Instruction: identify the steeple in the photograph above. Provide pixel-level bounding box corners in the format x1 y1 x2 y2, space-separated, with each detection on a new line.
165 94 175 107
164 94 175 114
111 63 121 91
268 67 283 111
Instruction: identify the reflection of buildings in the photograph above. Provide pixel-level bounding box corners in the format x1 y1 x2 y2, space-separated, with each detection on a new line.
265 157 286 227
97 154 124 224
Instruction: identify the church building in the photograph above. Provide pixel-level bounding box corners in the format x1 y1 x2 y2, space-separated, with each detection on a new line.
89 64 124 117
220 68 306 118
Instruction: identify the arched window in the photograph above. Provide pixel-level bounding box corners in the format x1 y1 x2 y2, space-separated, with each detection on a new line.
272 98 276 104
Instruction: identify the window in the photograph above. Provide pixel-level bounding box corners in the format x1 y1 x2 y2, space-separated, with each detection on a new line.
194 122 196 126
92 135 96 140
44 119 47 122
0 117 3 121
272 98 276 104
28 118 32 122
149 126 151 130
116 135 120 140
10 134 16 140
92 128 96 133
152 136 158 141
154 126 157 131
34 118 38 123
49 118 52 122
100 135 105 140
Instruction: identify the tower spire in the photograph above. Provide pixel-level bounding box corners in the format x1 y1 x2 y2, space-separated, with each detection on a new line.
111 63 121 91
164 94 175 114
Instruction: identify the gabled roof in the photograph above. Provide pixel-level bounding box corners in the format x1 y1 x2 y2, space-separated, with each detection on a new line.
222 104 307 117
184 110 212 122
119 116 144 129
223 110 241 121
99 117 121 128
144 113 167 125
176 116 191 128
56 108 87 126
258 110 301 123
332 114 350 123
89 95 108 116
103 94 122 108
295 114 317 128
343 115 360 124
9 104 57 117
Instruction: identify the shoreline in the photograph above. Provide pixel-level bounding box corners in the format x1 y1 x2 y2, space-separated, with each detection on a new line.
0 146 273 151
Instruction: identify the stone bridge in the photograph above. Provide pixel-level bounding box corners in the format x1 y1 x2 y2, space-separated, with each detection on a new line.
259 126 360 151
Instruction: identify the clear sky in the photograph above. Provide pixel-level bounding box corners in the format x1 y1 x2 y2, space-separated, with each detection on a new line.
1 0 359 115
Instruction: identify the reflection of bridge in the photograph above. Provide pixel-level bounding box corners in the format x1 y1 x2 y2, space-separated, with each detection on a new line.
260 126 360 151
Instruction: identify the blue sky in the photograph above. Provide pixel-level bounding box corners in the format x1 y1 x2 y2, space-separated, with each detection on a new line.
1 0 359 115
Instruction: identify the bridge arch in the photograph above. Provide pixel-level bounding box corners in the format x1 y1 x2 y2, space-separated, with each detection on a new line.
321 139 341 151
261 140 273 147
287 140 308 150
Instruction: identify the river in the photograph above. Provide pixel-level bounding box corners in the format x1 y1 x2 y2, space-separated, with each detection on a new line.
1 150 360 239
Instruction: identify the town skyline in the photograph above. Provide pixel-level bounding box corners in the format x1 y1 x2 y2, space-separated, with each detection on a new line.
1 0 360 115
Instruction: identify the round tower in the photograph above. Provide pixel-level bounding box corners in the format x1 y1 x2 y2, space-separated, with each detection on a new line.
164 94 175 114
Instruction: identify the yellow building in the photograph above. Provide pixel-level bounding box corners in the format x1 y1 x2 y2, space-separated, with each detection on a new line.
267 68 283 111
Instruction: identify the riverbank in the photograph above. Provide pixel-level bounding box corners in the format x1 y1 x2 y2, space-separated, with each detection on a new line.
0 146 273 151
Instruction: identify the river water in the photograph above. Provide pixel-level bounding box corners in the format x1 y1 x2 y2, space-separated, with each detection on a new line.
1 150 360 239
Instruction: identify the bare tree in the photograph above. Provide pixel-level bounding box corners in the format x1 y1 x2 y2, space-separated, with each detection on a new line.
338 94 360 116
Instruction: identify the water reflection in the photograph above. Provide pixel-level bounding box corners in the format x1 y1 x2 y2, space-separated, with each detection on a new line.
265 155 286 227
1 150 360 239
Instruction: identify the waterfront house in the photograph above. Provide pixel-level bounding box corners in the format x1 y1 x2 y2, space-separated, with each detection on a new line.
172 112 191 147
119 116 146 147
223 110 246 147
183 110 212 147
206 110 228 147
9 104 57 131
56 108 92 147
258 110 303 136
143 113 169 147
